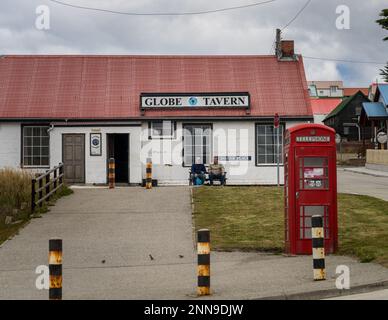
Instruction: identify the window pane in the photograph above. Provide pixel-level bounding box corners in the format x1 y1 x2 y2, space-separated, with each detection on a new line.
24 147 32 156
33 127 40 136
41 157 49 166
41 147 49 156
24 157 31 166
257 135 265 144
22 126 49 167
33 157 41 166
256 124 284 165
42 137 49 146
25 127 33 136
183 125 211 165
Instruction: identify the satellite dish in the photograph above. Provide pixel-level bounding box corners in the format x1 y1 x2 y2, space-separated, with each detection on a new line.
335 134 342 144
377 131 388 144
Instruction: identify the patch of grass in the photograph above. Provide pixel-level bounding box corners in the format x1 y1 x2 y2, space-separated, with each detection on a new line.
0 168 73 245
193 186 388 267
193 186 284 252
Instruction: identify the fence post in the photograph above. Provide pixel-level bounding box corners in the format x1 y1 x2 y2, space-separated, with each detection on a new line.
109 158 115 189
31 178 36 213
38 178 43 208
46 170 51 202
59 163 63 186
312 215 326 281
49 239 62 300
197 229 211 296
53 167 57 194
146 158 152 189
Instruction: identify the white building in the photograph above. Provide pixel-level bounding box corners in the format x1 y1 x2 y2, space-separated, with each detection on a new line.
0 51 313 185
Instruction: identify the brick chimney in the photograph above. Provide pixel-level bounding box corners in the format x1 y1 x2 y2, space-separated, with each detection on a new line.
281 40 294 57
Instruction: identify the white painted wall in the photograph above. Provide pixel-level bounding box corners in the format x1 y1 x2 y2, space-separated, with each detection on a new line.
141 120 308 185
0 123 21 168
313 114 328 124
50 126 142 184
1 120 309 185
316 88 344 98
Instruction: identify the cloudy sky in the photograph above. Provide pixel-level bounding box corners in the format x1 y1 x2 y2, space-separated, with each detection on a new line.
1 0 387 86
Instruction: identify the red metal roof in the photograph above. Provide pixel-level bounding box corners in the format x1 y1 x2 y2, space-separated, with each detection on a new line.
310 98 342 115
343 87 369 97
0 55 312 119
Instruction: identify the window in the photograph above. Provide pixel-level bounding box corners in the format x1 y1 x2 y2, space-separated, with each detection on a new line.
330 86 338 93
22 126 50 167
344 127 350 135
256 124 284 165
150 121 175 139
183 125 212 166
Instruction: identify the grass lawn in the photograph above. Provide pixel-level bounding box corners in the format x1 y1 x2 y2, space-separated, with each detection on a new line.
193 186 388 267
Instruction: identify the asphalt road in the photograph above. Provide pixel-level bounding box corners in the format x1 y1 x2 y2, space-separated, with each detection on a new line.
337 168 388 201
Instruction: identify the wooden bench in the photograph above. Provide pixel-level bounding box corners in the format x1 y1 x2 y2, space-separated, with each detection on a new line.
189 171 227 186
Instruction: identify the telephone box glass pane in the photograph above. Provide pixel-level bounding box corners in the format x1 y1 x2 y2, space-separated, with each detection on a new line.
299 206 329 239
300 157 328 190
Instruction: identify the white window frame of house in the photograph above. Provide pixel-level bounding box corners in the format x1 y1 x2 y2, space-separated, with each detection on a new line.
256 124 284 166
149 121 176 139
330 86 338 93
22 125 50 168
182 124 212 167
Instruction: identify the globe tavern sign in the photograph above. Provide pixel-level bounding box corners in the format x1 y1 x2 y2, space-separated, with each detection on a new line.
140 92 250 109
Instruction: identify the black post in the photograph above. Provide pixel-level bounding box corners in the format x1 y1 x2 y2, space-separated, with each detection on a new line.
59 163 63 186
39 178 43 208
46 170 51 202
31 178 36 213
53 168 57 194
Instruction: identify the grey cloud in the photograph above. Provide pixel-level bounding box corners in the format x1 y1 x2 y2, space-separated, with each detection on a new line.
0 0 387 86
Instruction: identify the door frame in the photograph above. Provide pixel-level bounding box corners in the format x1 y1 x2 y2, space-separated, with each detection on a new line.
106 133 130 184
62 133 86 184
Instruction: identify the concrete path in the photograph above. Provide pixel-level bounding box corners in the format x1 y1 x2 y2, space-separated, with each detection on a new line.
0 187 196 299
1 186 388 300
337 168 388 201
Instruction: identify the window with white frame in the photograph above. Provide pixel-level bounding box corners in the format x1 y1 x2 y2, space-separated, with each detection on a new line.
150 121 175 139
183 125 212 166
22 126 50 167
256 124 284 165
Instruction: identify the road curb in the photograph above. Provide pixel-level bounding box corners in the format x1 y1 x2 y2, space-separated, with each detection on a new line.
255 280 388 300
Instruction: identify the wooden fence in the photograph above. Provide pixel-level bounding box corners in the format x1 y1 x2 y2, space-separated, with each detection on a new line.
31 163 64 213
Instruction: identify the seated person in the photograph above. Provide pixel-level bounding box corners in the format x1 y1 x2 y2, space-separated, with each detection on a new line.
209 156 225 186
191 157 207 185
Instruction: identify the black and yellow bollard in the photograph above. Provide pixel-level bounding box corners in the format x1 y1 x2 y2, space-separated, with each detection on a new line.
145 159 152 190
49 239 62 300
312 215 326 281
108 158 115 189
197 229 210 296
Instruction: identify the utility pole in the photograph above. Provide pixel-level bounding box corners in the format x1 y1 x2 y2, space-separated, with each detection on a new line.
275 28 282 59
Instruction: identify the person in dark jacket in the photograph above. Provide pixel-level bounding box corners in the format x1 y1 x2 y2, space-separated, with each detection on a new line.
191 157 207 185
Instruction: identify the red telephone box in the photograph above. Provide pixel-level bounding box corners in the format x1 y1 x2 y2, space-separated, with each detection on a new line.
284 124 338 255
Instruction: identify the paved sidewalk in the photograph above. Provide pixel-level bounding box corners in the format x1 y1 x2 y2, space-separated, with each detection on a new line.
1 186 388 300
326 289 388 300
